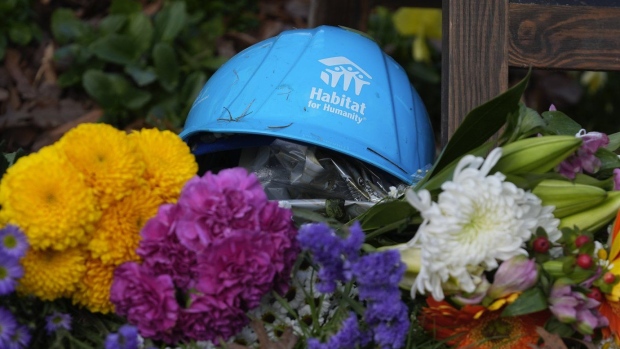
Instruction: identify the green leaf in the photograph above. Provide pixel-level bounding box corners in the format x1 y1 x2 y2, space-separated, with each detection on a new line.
126 13 153 55
109 0 142 14
0 34 7 61
501 103 546 144
57 68 82 87
83 70 120 107
98 14 127 35
358 200 418 231
418 142 494 191
83 69 151 110
8 22 32 45
544 317 575 338
122 88 151 110
124 65 157 86
89 34 141 65
605 131 620 152
153 42 179 91
180 71 207 108
154 1 187 42
426 70 530 181
51 8 87 44
596 148 620 172
541 111 582 136
501 287 548 317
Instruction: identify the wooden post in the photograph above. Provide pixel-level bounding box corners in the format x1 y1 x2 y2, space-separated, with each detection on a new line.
308 0 371 31
441 0 509 146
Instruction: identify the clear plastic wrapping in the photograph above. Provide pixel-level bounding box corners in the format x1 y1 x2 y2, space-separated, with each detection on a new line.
238 139 407 203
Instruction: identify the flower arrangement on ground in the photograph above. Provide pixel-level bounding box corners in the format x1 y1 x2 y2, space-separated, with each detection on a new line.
4 73 620 349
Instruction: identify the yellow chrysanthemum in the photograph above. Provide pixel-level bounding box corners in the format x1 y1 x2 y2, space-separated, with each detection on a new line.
18 246 87 301
88 185 162 266
58 123 146 208
0 146 101 250
73 257 115 314
128 128 197 203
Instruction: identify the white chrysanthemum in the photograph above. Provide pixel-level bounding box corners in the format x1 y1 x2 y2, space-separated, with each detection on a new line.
406 148 560 301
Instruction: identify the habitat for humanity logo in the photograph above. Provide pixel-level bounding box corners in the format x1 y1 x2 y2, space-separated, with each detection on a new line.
307 56 370 124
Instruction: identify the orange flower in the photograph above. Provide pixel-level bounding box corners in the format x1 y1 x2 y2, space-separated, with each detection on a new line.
419 297 548 348
599 209 620 342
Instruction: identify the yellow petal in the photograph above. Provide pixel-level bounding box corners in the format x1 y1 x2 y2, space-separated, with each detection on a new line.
393 8 442 39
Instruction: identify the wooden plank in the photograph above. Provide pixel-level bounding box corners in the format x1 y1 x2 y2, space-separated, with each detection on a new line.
508 3 620 70
441 0 509 145
308 0 371 30
511 0 620 7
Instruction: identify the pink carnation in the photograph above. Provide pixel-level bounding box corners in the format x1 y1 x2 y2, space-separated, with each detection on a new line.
137 204 199 289
197 230 277 310
179 294 248 343
110 262 179 340
175 168 267 251
259 201 300 294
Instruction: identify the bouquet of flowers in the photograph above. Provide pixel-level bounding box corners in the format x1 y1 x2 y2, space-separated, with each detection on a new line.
2 72 620 349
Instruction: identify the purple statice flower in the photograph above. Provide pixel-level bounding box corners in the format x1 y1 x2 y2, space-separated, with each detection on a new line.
298 222 365 293
104 324 139 349
137 204 198 290
0 307 17 347
0 225 28 259
548 280 608 335
7 325 30 349
196 230 277 310
487 255 538 300
351 249 405 301
303 222 409 349
557 130 609 179
364 299 410 349
0 253 23 295
45 311 71 334
308 312 370 349
110 262 179 341
549 104 557 111
175 168 267 251
352 251 410 349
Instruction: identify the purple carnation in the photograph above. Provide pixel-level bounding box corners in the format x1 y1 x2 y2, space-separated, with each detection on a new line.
137 204 198 289
0 225 28 259
45 312 71 334
175 168 267 251
176 294 248 343
110 262 179 340
0 253 23 295
196 230 277 310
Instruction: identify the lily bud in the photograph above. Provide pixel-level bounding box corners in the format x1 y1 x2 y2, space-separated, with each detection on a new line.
532 179 607 218
560 190 620 233
487 255 538 300
492 135 582 175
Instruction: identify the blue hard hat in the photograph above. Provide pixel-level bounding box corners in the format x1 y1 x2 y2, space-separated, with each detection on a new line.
180 25 435 184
